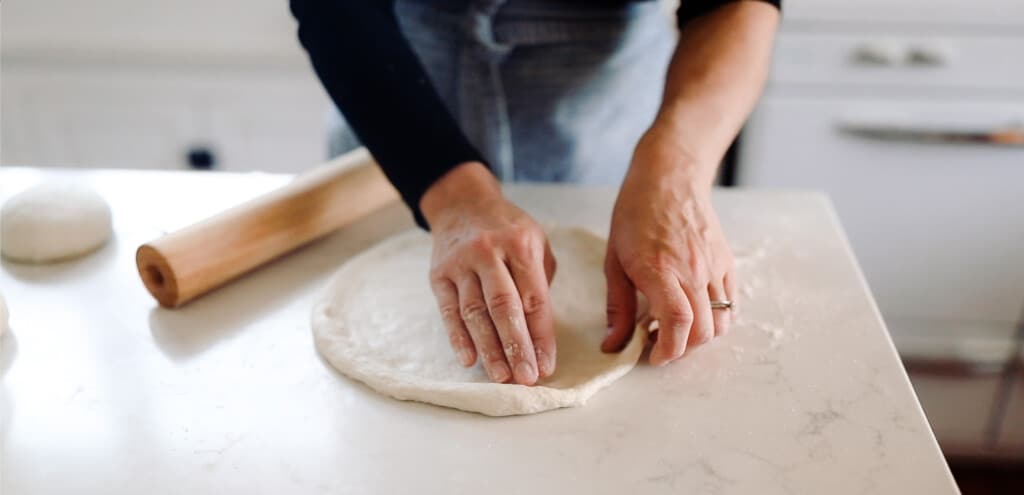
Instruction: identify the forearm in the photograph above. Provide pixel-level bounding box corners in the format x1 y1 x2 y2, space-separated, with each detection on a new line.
291 0 486 229
649 1 780 187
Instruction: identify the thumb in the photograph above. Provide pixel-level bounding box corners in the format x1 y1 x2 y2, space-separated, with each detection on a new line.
603 253 637 353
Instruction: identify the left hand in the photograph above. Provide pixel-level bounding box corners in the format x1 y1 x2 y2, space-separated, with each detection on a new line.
602 128 736 365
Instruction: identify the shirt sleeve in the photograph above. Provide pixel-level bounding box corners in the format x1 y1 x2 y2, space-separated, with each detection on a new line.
676 0 781 27
290 0 488 229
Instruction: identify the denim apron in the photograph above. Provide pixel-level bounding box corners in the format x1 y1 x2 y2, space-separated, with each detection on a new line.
328 0 676 186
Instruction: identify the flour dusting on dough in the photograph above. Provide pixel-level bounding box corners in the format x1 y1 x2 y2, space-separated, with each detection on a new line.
312 227 646 416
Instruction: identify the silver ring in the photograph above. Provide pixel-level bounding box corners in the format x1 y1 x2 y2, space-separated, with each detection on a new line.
710 300 733 310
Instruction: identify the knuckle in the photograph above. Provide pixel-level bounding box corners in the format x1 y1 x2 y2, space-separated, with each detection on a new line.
428 265 442 279
520 292 547 315
468 234 495 256
506 232 534 256
428 268 450 286
687 256 709 278
502 340 527 360
664 308 695 329
605 303 621 318
448 330 469 348
691 326 713 345
606 300 632 323
482 349 507 367
511 231 547 262
439 304 462 324
460 301 490 322
719 252 735 273
683 277 708 293
487 292 522 316
631 254 674 281
657 329 686 354
641 254 671 274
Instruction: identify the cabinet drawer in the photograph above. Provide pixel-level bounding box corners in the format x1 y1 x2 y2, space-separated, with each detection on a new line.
1 65 329 172
738 96 1024 325
771 33 1024 92
909 373 1002 453
896 319 1014 454
783 0 1024 28
997 356 1024 454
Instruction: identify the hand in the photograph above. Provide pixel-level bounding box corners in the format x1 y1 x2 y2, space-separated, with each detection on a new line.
602 130 736 365
421 162 557 385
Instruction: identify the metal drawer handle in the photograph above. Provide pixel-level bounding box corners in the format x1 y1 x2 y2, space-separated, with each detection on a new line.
850 43 899 66
905 46 948 67
838 122 1024 146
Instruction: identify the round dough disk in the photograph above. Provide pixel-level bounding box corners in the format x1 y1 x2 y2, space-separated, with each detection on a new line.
1 182 113 263
313 226 646 416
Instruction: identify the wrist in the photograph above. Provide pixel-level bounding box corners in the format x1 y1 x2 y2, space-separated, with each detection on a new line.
420 161 502 228
632 126 717 191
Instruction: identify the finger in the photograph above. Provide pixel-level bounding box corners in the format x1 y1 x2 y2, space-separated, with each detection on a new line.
683 282 715 348
636 272 693 366
543 241 557 284
708 279 732 337
478 263 539 385
602 254 637 353
430 277 476 366
457 275 512 383
507 248 557 378
724 269 738 311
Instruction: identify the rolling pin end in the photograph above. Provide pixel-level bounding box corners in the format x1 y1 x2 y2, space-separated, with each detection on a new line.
136 244 180 308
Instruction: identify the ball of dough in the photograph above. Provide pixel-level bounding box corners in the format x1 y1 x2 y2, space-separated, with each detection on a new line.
1 181 113 263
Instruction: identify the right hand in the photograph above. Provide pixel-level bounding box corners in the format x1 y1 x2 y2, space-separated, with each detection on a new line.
421 162 557 386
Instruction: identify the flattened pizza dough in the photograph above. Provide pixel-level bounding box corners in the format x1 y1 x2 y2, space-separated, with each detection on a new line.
312 227 646 416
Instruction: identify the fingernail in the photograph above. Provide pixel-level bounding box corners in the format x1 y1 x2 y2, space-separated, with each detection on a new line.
514 361 537 384
601 338 616 353
457 348 473 366
650 353 669 367
605 326 614 337
536 348 555 377
489 363 511 383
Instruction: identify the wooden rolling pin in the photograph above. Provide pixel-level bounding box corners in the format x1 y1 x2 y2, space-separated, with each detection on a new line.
136 148 400 308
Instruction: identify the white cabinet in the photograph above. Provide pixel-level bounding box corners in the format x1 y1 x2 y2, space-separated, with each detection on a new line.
1 66 331 172
0 0 306 64
769 33 1024 92
0 0 333 172
740 96 1024 332
2 68 197 169
782 0 1024 28
740 20 1024 458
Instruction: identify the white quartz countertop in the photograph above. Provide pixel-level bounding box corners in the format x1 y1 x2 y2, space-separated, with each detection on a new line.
0 167 957 494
